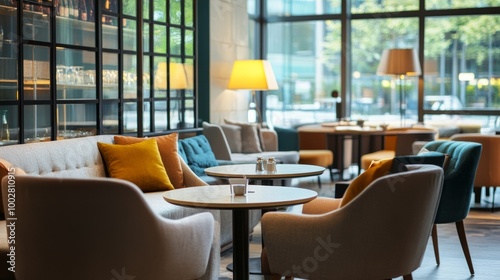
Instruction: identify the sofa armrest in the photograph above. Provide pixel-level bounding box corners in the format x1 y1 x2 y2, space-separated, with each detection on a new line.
202 122 232 160
261 129 278 152
179 156 209 187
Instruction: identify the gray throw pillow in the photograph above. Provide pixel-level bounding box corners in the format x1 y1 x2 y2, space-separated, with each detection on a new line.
224 119 263 153
220 123 242 153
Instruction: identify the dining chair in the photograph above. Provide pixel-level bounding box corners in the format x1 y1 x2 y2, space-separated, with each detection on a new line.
422 140 482 275
260 164 444 280
450 134 500 211
1 176 215 280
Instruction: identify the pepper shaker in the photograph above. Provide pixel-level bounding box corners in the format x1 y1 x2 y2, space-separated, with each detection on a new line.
255 156 265 172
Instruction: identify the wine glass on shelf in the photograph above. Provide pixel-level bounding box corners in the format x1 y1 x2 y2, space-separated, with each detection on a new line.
56 65 67 84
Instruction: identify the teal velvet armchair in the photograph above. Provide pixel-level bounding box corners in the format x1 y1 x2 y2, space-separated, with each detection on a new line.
423 140 482 275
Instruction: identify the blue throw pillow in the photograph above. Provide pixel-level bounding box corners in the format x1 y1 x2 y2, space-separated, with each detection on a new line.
179 135 218 176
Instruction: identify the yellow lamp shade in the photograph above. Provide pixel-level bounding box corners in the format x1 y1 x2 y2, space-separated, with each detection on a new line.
227 60 278 90
155 62 188 90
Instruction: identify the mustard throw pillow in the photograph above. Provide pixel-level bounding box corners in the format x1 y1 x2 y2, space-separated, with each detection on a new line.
0 159 27 214
339 158 393 207
97 138 174 192
114 133 185 189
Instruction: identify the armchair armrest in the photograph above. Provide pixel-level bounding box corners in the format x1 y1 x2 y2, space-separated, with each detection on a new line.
261 129 278 151
302 197 342 214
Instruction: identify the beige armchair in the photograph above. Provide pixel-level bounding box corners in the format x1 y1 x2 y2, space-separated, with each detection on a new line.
261 165 444 280
1 176 215 280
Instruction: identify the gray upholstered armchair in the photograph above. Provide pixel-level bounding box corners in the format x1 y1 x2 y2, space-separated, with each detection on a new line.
1 176 215 280
261 164 444 280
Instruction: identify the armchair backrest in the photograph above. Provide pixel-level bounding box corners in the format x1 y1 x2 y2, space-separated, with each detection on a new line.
264 165 444 280
423 140 482 223
1 176 214 280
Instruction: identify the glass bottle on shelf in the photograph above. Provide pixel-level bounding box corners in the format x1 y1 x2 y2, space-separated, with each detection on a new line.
79 0 87 21
87 0 95 22
0 25 3 55
60 0 67 17
73 0 79 20
102 0 111 24
1 110 10 141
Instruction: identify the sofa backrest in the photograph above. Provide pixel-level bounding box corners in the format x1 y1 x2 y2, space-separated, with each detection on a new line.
0 135 114 178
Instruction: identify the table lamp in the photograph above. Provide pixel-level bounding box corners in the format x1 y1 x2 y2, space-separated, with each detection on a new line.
377 48 421 126
227 60 278 125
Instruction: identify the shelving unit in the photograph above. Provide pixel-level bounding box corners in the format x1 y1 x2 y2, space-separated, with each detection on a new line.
0 0 197 145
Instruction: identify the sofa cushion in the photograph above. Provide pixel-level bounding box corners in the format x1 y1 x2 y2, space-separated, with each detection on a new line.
114 133 186 189
220 124 242 153
179 135 219 177
224 119 263 153
97 139 174 192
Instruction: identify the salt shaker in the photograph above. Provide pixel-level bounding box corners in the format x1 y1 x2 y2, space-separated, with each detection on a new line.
266 157 277 173
255 156 265 172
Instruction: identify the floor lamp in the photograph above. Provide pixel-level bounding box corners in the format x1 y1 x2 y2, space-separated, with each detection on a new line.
377 48 422 127
227 60 279 125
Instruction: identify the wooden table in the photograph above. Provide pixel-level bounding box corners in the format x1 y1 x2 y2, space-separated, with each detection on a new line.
163 185 318 280
298 124 435 177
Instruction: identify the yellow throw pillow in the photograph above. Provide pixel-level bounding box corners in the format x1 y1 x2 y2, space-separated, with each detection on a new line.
97 138 174 192
339 158 393 207
114 133 185 189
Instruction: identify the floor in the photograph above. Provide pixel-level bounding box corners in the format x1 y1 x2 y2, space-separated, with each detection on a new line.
219 170 500 280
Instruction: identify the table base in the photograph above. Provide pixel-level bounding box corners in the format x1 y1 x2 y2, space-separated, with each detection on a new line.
226 257 262 274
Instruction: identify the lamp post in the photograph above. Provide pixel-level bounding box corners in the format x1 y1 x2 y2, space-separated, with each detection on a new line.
227 60 279 125
377 48 422 127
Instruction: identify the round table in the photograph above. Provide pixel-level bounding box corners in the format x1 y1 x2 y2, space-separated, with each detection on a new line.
163 185 318 280
205 163 325 182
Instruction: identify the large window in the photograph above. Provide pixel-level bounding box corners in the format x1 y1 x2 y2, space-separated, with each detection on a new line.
253 0 500 132
423 15 500 128
266 20 341 125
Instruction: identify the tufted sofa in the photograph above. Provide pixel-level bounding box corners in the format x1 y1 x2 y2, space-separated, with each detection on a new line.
0 134 261 280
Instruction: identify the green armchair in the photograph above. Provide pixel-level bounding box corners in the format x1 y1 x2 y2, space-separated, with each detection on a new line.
423 140 482 275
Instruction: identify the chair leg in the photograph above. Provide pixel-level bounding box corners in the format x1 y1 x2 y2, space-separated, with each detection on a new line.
317 176 322 189
492 187 497 212
403 274 413 280
264 275 282 280
456 220 475 275
328 166 334 182
474 187 482 203
431 224 440 265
